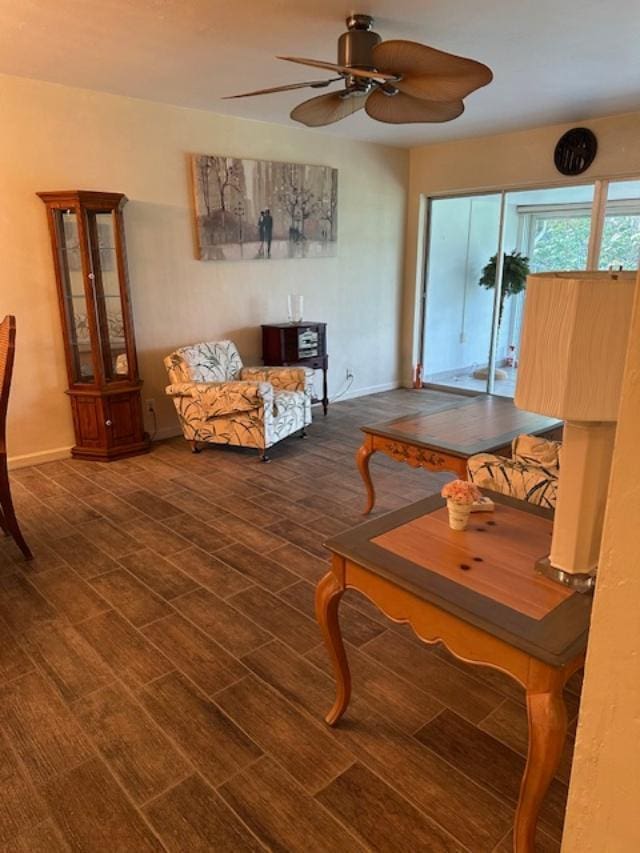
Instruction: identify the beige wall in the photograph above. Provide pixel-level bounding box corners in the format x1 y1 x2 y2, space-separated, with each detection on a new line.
562 273 640 851
403 111 640 382
0 73 407 465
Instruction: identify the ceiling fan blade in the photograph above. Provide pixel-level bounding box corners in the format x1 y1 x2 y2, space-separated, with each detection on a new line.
290 91 366 127
222 78 342 99
372 40 493 102
365 90 464 124
277 55 395 83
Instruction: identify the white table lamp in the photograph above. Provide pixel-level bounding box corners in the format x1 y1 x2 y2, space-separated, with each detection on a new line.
515 271 636 590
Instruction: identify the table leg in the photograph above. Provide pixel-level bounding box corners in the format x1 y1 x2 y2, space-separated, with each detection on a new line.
514 685 567 852
356 441 376 515
315 571 351 726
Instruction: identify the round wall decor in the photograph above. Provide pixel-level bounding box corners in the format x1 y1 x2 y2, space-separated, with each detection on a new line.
554 127 598 176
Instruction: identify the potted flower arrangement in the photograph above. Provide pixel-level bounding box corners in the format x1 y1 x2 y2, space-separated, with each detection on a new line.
441 479 482 530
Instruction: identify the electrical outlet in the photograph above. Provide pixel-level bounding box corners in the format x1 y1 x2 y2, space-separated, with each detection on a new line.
145 398 155 413
346 368 354 381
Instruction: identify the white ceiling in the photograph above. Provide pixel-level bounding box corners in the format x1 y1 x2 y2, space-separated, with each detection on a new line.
1 0 639 148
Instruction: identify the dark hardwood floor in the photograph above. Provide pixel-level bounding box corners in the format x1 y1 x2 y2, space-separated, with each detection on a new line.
0 389 580 851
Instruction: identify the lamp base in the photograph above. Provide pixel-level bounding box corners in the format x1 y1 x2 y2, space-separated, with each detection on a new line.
549 421 616 576
535 556 595 593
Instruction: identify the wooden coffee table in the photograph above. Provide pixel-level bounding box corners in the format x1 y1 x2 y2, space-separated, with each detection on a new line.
357 394 561 514
316 494 591 853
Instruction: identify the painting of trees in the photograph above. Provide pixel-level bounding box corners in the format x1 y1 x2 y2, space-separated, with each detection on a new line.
318 169 338 241
193 153 338 261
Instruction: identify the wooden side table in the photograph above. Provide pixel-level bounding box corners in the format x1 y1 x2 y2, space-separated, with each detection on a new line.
316 494 591 852
262 322 328 415
357 395 562 514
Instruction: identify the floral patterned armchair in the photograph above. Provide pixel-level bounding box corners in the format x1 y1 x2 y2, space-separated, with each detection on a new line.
467 433 561 509
164 340 312 460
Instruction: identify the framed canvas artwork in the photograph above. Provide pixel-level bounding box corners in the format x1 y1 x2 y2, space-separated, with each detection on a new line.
192 154 338 261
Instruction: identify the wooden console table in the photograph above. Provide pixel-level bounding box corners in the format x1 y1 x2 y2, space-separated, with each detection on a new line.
316 494 591 852
262 322 328 415
357 394 562 513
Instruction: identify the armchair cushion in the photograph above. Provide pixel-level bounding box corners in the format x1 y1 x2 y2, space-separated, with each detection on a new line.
166 380 272 417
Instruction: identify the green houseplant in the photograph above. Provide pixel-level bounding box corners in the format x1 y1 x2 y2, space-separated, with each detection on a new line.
478 250 530 328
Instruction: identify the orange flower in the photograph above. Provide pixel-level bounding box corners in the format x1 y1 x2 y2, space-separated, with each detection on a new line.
441 479 482 505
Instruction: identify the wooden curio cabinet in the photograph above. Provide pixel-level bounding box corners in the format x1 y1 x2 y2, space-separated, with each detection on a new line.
38 191 150 460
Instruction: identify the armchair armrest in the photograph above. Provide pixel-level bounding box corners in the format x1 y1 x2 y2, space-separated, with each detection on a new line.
165 382 199 397
166 380 273 417
241 366 308 393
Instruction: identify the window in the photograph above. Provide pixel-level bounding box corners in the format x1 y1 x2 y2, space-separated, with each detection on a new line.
599 180 640 270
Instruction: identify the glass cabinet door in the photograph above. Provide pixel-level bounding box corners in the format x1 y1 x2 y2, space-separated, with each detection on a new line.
86 210 130 381
55 209 95 383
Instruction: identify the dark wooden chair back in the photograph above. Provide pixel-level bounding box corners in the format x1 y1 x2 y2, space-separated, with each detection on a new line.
0 315 17 456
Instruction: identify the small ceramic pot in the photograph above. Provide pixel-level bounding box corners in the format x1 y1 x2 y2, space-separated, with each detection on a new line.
447 498 472 531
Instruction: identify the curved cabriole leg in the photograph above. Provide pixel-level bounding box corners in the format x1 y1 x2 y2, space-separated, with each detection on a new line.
356 442 375 515
315 570 351 726
514 687 567 852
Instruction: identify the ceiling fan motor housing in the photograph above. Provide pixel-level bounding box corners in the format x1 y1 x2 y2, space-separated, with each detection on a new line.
338 15 381 71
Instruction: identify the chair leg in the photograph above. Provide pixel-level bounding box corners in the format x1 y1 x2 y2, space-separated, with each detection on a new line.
190 440 202 454
0 461 32 561
259 451 271 463
300 428 308 439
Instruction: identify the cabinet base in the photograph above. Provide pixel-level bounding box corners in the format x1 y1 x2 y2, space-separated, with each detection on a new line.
71 436 151 462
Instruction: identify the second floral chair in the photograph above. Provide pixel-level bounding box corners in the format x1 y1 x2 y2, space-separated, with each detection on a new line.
467 433 561 508
164 340 312 461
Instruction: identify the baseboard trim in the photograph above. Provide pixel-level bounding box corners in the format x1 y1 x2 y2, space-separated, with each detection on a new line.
7 387 406 470
333 380 402 402
8 446 73 470
151 424 183 441
7 426 183 469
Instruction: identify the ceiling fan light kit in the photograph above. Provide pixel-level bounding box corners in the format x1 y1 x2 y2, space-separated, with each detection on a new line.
225 14 493 127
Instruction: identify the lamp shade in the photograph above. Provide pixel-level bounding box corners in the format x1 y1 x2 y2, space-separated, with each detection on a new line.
515 271 636 421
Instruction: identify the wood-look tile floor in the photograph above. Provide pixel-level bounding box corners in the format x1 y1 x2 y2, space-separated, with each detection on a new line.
0 389 581 852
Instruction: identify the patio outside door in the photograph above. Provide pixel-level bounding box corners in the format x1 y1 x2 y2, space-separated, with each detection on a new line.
421 193 503 394
419 179 639 397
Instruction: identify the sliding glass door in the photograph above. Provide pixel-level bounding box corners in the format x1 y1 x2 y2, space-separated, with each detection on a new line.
422 193 502 393
421 177 638 398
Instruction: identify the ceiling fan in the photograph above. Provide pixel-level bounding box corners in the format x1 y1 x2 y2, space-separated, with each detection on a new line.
223 14 493 127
